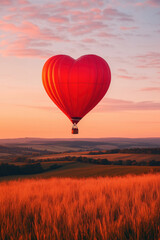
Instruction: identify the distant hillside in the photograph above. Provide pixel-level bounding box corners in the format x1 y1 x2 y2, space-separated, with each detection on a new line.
0 138 159 152
0 137 160 144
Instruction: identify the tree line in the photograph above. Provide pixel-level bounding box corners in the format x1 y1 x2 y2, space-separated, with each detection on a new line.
0 163 61 177
29 156 160 166
0 155 159 177
69 156 160 166
88 148 160 155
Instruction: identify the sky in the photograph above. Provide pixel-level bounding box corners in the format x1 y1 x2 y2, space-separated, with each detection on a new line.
0 0 160 138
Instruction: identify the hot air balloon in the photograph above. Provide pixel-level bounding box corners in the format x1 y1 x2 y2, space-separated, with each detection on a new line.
42 54 111 134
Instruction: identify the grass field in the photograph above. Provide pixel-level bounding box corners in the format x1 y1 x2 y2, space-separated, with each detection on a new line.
1 162 160 182
38 163 160 178
0 174 160 240
33 152 160 162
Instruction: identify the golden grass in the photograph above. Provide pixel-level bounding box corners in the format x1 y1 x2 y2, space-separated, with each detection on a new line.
0 174 160 240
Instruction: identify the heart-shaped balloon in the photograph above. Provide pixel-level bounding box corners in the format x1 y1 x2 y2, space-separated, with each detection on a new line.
42 54 111 133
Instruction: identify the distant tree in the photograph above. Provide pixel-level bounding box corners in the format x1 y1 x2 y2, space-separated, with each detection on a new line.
13 156 27 162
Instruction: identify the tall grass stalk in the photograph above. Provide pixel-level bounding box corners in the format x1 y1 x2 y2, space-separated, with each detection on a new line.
0 174 160 240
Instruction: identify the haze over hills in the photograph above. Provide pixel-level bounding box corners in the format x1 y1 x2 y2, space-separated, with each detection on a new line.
0 137 160 145
0 137 160 153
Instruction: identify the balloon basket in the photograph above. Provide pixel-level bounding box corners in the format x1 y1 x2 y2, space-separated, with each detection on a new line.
72 123 78 134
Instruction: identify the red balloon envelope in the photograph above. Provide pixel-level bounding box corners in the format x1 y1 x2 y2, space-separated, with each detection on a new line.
42 54 111 134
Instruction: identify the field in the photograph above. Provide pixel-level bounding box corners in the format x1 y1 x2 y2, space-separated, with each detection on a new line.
0 139 160 239
1 161 160 182
0 174 160 240
33 152 160 161
38 163 160 178
0 138 160 180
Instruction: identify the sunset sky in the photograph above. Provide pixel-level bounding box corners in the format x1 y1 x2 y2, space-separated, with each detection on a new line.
0 0 160 138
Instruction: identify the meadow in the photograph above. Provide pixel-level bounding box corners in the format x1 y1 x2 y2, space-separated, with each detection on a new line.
0 174 160 240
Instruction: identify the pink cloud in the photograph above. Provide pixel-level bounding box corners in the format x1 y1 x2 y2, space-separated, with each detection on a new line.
0 6 70 58
120 26 138 31
3 14 18 21
25 98 160 112
0 20 64 41
82 38 97 43
60 0 103 9
136 52 160 69
147 0 160 6
0 38 52 58
49 16 69 23
0 20 17 32
8 7 17 12
20 6 40 13
19 5 51 20
117 75 149 81
135 2 145 7
69 21 108 35
137 76 149 80
60 0 88 8
135 0 160 7
96 98 160 112
91 8 101 13
17 21 42 38
118 75 134 80
0 1 131 46
0 0 12 5
103 8 133 21
136 65 148 69
98 32 117 38
0 0 29 7
69 24 90 35
118 69 128 73
70 9 102 21
18 0 29 4
141 87 160 92
0 39 8 46
0 0 157 62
